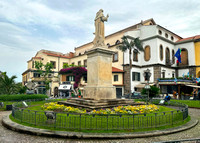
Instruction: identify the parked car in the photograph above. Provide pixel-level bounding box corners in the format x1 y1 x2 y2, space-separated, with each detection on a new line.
123 92 145 99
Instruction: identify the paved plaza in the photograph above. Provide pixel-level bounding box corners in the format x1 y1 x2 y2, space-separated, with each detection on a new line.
0 108 200 143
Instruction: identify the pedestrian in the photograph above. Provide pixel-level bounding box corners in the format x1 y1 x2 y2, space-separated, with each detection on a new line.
173 90 177 99
164 94 171 104
192 88 198 100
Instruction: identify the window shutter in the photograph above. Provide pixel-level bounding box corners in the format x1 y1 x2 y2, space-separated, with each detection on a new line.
132 72 135 81
138 73 140 81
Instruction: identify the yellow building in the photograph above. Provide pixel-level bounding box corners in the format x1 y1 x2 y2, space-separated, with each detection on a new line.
195 38 200 78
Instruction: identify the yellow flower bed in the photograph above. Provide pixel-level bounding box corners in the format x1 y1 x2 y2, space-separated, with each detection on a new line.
91 104 159 114
41 102 86 114
41 102 159 115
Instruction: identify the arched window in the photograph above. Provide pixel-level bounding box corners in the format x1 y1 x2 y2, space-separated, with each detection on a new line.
160 45 163 61
133 49 138 62
179 48 188 66
165 47 170 64
158 30 162 35
144 46 151 61
172 49 175 64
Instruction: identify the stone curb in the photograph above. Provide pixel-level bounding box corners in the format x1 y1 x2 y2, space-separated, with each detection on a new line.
2 115 199 139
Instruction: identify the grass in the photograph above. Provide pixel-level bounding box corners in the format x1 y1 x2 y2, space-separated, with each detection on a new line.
0 99 66 111
135 99 200 108
10 101 188 133
171 99 200 108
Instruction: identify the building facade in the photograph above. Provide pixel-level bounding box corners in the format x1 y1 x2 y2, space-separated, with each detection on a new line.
22 18 200 97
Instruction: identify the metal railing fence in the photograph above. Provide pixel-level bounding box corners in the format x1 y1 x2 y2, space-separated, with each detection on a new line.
12 100 188 131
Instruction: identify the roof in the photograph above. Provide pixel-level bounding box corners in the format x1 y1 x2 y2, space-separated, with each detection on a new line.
157 25 182 39
112 67 124 73
32 57 42 59
43 52 71 58
75 18 156 50
176 35 200 43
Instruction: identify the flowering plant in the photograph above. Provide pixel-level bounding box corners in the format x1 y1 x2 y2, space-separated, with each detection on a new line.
42 102 159 115
59 67 87 88
41 102 86 113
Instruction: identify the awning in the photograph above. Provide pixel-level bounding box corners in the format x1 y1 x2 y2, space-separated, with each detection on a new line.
135 84 145 88
58 84 72 90
185 85 200 88
135 83 155 88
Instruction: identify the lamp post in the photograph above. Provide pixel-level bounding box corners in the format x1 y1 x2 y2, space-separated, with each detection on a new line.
143 69 151 104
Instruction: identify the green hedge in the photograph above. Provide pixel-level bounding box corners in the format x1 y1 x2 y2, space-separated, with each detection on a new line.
0 94 48 101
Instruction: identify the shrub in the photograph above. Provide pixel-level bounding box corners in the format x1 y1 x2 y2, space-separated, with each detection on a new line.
141 86 160 98
0 94 48 101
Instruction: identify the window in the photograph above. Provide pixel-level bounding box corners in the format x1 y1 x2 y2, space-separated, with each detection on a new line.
144 46 151 61
178 48 188 66
160 45 163 61
66 75 75 81
171 36 174 41
172 72 175 78
78 61 81 66
71 62 75 66
132 72 140 81
162 72 165 78
33 73 40 78
84 60 87 67
50 61 56 69
32 61 34 68
133 49 138 62
165 47 170 64
113 52 118 62
165 33 168 38
114 75 118 82
158 30 162 35
115 40 120 45
172 50 175 64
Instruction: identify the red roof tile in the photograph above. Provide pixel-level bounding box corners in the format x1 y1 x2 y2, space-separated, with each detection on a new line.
112 67 124 73
176 35 200 42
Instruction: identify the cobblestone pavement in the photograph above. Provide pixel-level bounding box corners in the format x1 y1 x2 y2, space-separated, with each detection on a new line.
0 108 200 143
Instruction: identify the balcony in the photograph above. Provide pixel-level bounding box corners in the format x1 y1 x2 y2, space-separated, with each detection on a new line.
31 77 45 81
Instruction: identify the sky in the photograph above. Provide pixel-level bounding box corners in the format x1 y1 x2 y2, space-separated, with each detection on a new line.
0 0 200 82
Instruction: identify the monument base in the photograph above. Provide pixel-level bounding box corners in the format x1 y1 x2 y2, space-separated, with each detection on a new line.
83 86 116 100
58 98 145 111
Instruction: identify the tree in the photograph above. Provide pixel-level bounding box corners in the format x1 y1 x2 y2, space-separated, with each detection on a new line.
141 86 160 99
0 72 17 95
117 36 143 98
16 82 27 94
35 61 54 93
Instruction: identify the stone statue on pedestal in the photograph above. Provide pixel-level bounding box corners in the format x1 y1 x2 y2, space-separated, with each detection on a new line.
93 9 109 47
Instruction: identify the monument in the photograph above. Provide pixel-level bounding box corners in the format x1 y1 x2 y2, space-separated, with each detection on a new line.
58 9 136 110
83 9 116 100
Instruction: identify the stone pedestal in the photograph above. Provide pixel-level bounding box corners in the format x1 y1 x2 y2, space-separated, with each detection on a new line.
83 47 116 100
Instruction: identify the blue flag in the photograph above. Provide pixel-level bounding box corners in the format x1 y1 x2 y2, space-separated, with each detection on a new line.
175 48 181 63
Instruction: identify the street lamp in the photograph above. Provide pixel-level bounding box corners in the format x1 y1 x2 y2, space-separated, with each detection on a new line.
143 69 152 104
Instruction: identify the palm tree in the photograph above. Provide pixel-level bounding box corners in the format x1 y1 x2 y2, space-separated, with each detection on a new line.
0 72 17 95
117 36 143 98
